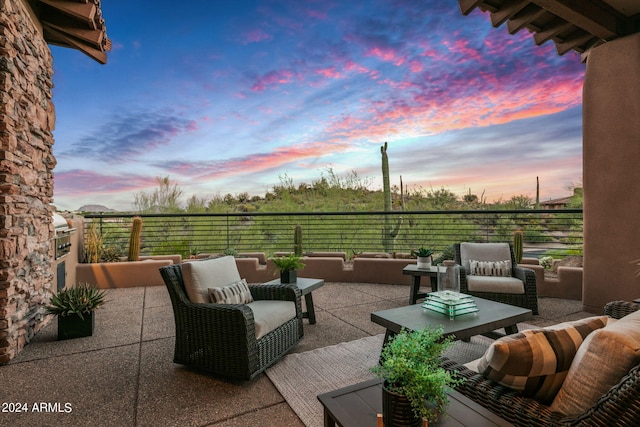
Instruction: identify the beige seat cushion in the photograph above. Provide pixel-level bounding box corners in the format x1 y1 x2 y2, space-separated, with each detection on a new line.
466 276 525 294
477 316 608 403
550 310 640 416
246 300 296 339
181 256 241 303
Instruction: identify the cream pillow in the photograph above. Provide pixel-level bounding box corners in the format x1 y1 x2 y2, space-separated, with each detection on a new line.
550 310 640 416
181 256 241 303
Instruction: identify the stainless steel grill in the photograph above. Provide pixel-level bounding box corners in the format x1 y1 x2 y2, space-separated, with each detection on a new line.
52 213 75 260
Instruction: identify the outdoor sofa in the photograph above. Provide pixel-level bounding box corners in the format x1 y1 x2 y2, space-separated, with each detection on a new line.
442 300 640 426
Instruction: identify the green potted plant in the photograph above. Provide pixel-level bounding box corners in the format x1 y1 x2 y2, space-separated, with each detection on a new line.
371 326 461 426
412 246 433 269
270 253 305 283
45 282 107 340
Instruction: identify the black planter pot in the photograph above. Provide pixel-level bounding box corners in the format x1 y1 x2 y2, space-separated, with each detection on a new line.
382 382 422 427
58 311 95 340
280 270 297 283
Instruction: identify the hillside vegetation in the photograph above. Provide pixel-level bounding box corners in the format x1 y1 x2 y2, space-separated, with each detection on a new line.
129 171 583 215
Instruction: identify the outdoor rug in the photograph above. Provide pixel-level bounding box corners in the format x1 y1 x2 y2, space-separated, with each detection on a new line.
266 332 501 427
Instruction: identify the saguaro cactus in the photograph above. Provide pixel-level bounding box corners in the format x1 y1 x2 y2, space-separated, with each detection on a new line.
513 230 524 264
294 224 303 256
127 216 143 261
381 142 402 253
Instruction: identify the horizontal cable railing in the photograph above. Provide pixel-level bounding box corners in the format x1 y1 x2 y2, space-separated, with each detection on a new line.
83 209 583 260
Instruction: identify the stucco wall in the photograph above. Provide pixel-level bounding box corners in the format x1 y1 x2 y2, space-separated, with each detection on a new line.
0 0 56 363
583 33 640 312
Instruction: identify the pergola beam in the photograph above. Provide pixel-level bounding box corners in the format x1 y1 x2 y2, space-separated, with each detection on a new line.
40 0 97 29
528 0 620 39
533 19 574 45
507 4 547 34
490 0 529 27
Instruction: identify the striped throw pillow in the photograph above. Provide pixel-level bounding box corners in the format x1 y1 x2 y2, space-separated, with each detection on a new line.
476 316 608 403
208 279 254 304
469 259 512 277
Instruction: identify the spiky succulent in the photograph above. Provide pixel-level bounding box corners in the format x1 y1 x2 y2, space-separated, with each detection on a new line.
45 283 107 319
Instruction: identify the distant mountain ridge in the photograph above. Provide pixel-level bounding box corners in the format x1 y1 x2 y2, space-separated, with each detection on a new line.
77 204 119 213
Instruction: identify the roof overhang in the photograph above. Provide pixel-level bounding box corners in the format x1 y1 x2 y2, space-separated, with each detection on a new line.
29 0 111 64
459 0 640 61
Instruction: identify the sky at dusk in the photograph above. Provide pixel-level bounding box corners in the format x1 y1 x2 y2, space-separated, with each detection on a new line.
50 0 585 211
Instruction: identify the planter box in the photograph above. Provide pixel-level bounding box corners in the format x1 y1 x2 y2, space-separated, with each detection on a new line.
58 312 94 340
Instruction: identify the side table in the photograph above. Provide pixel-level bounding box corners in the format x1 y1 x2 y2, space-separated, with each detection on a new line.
263 277 324 324
402 264 438 304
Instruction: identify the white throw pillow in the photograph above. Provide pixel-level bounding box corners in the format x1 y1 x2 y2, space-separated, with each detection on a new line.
469 259 512 277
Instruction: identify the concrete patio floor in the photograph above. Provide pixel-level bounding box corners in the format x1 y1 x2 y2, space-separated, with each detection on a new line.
0 282 590 427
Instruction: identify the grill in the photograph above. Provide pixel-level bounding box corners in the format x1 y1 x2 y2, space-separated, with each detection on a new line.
52 213 76 260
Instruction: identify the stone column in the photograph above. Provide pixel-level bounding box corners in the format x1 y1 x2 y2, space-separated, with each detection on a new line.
0 0 56 363
582 33 640 312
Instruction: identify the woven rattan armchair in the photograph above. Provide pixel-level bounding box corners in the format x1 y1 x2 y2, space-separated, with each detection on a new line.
454 242 539 315
442 301 640 426
159 263 303 380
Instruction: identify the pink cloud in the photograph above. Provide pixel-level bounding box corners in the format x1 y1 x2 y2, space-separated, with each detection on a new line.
54 170 156 196
317 66 342 79
365 46 405 66
251 69 296 91
241 28 273 44
173 140 352 182
448 39 484 62
408 60 423 73
307 9 327 20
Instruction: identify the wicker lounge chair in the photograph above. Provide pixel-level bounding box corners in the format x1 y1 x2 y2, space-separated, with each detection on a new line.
454 242 539 315
159 263 303 380
442 300 640 426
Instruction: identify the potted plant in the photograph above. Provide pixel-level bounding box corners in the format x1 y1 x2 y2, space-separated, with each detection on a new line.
412 246 433 269
371 326 461 426
270 253 305 283
45 282 107 340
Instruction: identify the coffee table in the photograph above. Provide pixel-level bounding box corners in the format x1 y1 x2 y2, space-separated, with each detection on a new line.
403 264 438 304
318 378 512 427
263 277 324 324
371 296 532 347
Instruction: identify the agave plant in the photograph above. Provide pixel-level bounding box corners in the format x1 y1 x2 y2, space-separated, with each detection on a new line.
46 283 107 320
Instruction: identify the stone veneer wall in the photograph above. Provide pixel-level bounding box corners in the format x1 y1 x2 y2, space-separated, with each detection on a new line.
0 0 56 363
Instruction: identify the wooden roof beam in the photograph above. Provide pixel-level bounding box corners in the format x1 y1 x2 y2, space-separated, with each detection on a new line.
44 22 103 47
507 4 547 34
458 0 484 16
43 24 106 64
490 0 530 27
533 20 574 45
555 31 596 55
40 0 97 29
529 0 620 39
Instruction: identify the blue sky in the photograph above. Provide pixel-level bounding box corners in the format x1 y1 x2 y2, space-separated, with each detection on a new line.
50 0 585 211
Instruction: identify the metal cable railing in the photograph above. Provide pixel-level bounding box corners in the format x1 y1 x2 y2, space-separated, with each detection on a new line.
83 209 583 260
